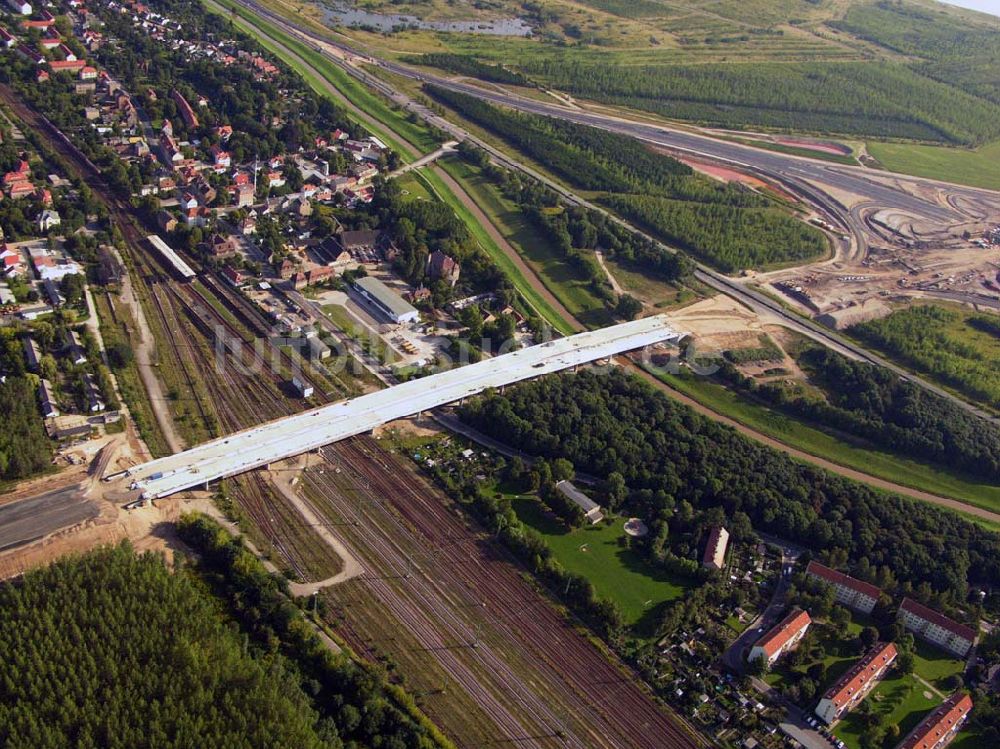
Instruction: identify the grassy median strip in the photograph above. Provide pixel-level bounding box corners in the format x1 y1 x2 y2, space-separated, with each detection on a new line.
441 156 614 329
647 367 1000 518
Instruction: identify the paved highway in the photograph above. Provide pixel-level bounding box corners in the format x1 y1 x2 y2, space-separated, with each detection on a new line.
227 0 999 422
0 486 99 552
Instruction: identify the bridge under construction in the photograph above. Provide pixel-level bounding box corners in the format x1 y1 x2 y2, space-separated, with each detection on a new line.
119 316 686 499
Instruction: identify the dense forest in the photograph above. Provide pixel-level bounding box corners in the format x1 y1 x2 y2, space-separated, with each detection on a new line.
0 544 338 748
831 1 1000 106
603 194 827 272
515 60 1000 145
406 54 532 86
716 346 1000 481
177 515 450 749
428 86 826 271
458 369 1000 603
0 377 53 483
0 328 53 483
850 305 1000 410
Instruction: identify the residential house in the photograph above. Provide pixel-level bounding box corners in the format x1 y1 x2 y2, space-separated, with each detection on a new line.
554 480 604 524
897 599 977 658
37 209 61 232
702 526 729 571
749 609 811 669
22 336 41 371
815 643 897 725
83 373 105 412
170 89 199 129
62 329 87 365
426 250 460 287
895 693 972 749
38 378 59 418
806 561 881 615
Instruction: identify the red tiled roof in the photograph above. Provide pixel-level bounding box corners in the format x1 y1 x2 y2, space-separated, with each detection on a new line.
49 59 86 71
755 609 811 658
822 642 897 707
807 561 881 601
899 599 977 643
897 693 972 749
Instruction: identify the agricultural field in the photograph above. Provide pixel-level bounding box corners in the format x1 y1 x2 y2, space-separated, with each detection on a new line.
867 139 1000 191
510 496 690 634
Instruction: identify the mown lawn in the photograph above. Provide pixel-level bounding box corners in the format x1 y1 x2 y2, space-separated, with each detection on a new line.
868 139 1000 191
912 640 966 691
511 496 691 634
834 672 939 749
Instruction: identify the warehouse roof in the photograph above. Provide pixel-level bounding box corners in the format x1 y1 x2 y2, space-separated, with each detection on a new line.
354 275 416 319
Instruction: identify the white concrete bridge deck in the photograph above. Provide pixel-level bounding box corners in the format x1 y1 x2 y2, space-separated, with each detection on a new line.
123 315 686 498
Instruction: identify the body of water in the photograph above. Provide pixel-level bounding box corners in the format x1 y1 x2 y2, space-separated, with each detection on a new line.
322 1 532 36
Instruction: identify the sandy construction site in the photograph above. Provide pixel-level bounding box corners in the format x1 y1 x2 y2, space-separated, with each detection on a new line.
760 168 1000 322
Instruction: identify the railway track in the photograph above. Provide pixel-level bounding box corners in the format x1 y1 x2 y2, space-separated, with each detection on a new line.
307 437 702 749
2 77 697 747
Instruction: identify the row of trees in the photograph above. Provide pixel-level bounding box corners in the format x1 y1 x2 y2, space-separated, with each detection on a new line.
716 345 1000 481
516 59 1000 145
457 369 1000 598
429 85 712 195
406 54 533 86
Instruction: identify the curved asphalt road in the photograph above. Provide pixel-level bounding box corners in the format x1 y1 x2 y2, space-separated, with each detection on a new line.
231 0 999 423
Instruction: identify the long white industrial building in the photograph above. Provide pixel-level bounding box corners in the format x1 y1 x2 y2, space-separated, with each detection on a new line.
122 315 686 498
